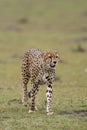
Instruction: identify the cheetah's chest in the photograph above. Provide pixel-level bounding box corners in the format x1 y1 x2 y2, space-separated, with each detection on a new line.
38 72 48 85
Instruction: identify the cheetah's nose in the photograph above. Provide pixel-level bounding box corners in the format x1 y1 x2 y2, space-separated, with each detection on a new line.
53 61 57 64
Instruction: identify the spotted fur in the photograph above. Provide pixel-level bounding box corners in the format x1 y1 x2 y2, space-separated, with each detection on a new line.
21 48 59 115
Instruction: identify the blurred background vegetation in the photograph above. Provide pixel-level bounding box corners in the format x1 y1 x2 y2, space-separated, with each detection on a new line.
0 0 87 130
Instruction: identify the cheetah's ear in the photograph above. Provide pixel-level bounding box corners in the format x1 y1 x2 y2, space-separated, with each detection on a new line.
42 51 50 59
55 51 61 62
53 50 58 55
54 50 60 61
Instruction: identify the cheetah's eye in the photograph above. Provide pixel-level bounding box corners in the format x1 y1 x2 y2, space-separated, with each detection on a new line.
48 56 51 59
56 56 58 58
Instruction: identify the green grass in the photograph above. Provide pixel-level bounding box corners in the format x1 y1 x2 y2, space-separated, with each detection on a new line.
0 0 87 130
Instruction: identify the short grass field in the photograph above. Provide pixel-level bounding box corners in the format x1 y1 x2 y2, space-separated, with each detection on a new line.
0 0 87 130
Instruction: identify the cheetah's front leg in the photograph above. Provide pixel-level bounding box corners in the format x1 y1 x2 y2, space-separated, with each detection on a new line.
46 79 53 115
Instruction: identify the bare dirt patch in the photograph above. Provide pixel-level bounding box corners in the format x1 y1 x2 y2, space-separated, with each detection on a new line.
82 11 87 17
72 37 87 43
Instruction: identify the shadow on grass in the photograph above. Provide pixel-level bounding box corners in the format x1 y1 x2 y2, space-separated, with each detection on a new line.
7 98 87 117
8 99 22 105
58 110 87 117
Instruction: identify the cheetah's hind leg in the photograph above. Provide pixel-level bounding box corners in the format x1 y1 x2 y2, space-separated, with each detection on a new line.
22 84 28 107
22 75 30 107
28 84 39 113
28 90 38 111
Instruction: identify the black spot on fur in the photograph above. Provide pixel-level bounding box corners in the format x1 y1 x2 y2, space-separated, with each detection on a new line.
28 91 31 98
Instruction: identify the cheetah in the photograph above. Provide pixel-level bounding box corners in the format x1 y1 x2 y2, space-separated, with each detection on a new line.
21 48 60 115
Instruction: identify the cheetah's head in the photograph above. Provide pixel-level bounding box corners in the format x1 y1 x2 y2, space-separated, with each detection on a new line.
42 50 60 69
